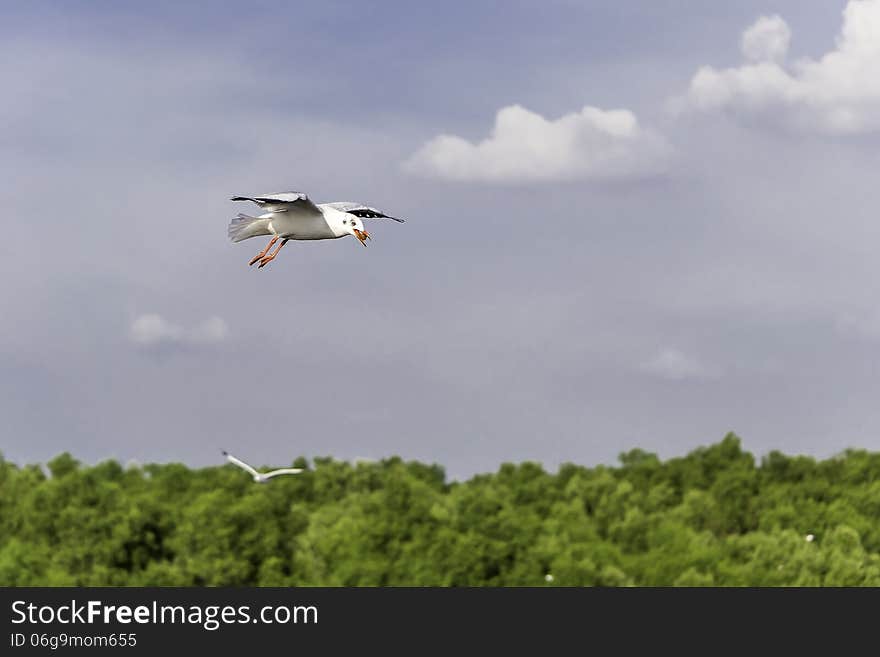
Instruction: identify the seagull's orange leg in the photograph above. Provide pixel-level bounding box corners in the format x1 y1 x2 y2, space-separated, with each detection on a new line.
249 236 278 266
258 238 289 268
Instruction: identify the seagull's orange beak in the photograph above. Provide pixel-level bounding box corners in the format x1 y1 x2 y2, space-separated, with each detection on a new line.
353 228 371 247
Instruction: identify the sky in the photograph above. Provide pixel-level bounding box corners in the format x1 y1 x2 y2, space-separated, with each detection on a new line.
3 0 880 478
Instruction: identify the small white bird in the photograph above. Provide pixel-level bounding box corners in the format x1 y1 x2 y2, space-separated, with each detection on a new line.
805 534 815 542
228 192 405 268
222 450 304 483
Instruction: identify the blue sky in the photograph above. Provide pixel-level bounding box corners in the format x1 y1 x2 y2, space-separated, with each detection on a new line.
3 1 880 477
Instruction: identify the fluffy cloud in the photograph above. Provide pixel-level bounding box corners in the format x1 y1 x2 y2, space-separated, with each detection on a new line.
640 349 720 381
741 15 791 64
129 314 229 348
404 104 669 183
678 0 880 134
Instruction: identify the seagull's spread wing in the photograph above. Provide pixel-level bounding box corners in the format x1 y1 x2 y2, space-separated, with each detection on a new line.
231 192 323 217
223 451 260 478
261 468 304 479
321 202 405 223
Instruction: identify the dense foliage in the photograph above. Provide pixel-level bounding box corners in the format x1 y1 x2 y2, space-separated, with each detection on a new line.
2 433 880 586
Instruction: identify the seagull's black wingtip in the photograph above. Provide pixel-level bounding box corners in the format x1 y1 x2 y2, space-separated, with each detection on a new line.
221 450 228 456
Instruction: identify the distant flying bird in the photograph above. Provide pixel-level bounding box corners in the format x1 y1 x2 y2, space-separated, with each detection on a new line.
228 192 405 268
222 450 303 483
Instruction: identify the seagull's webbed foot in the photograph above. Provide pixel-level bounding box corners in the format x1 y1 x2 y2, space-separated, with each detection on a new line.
249 236 278 267
257 238 289 269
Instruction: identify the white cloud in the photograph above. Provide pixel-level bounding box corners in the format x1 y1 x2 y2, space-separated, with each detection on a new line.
129 314 228 348
677 0 880 134
129 314 182 346
188 317 230 344
741 15 791 64
403 103 669 183
640 349 720 381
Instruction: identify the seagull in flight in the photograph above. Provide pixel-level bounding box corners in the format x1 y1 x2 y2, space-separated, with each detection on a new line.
228 192 405 268
222 450 304 483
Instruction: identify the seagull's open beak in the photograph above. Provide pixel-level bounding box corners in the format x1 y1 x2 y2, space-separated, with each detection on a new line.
353 228 371 247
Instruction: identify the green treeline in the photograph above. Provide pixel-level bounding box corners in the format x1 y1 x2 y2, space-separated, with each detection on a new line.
2 433 880 586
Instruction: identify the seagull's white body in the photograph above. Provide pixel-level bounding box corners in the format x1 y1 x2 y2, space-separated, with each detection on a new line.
228 191 404 267
222 450 303 484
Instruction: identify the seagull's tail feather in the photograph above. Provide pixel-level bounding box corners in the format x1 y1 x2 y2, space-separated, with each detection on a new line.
228 213 271 243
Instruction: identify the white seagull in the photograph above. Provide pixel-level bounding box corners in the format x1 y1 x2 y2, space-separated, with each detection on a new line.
228 191 405 268
222 450 304 483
